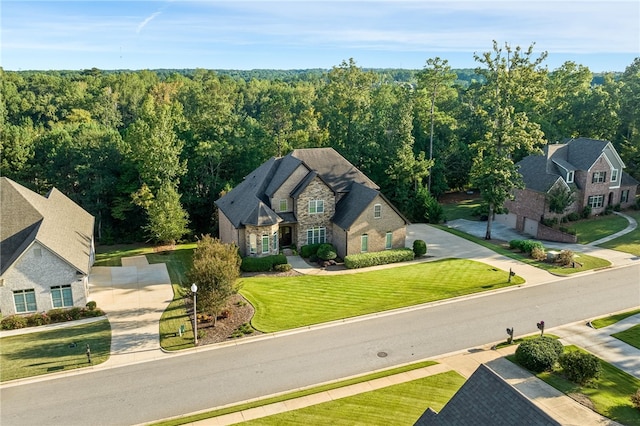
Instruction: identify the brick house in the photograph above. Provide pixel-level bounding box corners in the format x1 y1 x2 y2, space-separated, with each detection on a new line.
0 177 95 316
215 148 409 258
503 138 638 239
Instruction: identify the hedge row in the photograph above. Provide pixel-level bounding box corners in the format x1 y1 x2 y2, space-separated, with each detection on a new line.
300 243 321 258
241 254 288 272
344 248 414 269
509 239 545 255
1 305 105 330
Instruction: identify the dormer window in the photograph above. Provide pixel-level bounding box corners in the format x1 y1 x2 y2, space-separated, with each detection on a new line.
279 199 288 212
309 199 324 214
611 169 618 182
566 171 574 184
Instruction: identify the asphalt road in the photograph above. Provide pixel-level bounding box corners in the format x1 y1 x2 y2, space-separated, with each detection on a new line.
2 264 639 426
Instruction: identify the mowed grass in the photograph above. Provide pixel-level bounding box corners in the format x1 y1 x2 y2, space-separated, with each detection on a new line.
535 346 640 426
441 199 482 221
241 258 524 332
612 324 640 350
600 210 640 256
591 308 640 329
241 370 465 426
569 214 630 244
0 319 111 382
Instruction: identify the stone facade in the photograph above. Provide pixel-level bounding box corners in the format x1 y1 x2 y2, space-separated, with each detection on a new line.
342 195 406 257
244 224 280 257
0 242 87 315
294 177 335 248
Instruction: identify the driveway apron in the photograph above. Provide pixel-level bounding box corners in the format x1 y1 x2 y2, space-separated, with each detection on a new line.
89 255 173 366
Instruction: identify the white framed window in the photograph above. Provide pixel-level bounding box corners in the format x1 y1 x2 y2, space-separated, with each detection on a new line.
611 169 618 182
592 171 606 183
14 289 36 313
51 285 73 308
588 195 604 208
621 190 630 203
272 231 278 251
361 234 368 252
262 235 270 254
308 199 324 214
306 227 326 245
385 232 393 249
249 234 257 254
279 199 288 212
567 171 574 184
373 204 382 219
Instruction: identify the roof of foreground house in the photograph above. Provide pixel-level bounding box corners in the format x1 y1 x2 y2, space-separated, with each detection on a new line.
216 148 403 230
517 137 637 193
1 177 95 276
414 364 560 426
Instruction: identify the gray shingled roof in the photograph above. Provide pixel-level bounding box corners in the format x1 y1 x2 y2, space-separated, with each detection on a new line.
563 137 609 170
516 155 563 193
1 177 95 276
265 154 303 197
414 364 560 426
290 148 379 192
332 182 380 230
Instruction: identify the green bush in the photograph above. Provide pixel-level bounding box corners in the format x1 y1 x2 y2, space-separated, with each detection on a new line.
274 263 292 272
27 312 51 327
413 240 427 257
316 243 337 261
567 212 581 221
300 243 321 258
509 240 522 250
582 206 592 218
241 254 287 272
1 315 28 330
510 239 545 255
344 248 414 269
47 308 72 322
559 351 602 385
515 337 564 373
86 300 97 311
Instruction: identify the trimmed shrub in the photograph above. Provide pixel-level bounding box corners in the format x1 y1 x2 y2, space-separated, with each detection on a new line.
241 254 287 272
413 240 427 257
274 263 292 272
1 315 28 330
344 248 414 269
509 239 522 250
520 240 545 255
515 337 564 373
531 246 546 261
582 206 592 218
559 351 602 385
555 249 575 266
632 389 640 411
567 212 580 221
27 312 51 327
300 243 321 258
316 243 337 261
47 308 72 323
86 300 97 311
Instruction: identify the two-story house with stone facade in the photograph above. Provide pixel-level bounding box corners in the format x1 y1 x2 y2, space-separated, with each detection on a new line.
0 177 95 316
503 138 638 240
215 148 408 258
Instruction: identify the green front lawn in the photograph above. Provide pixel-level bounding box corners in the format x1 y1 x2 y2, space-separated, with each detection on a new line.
612 324 640 350
241 258 524 332
242 371 465 426
0 319 111 382
600 210 640 255
512 345 640 426
441 199 482 221
591 309 640 329
568 214 629 244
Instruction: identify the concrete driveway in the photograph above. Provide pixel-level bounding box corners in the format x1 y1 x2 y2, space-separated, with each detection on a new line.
88 256 173 366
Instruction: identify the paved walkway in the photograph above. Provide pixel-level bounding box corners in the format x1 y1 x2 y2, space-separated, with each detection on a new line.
588 211 637 246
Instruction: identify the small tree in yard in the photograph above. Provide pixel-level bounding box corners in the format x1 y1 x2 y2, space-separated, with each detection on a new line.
187 235 241 326
559 351 601 385
413 240 427 257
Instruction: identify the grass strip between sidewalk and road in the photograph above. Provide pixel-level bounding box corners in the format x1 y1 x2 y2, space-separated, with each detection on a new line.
241 258 524 332
151 360 444 426
590 308 640 329
612 324 640 350
509 345 640 426
435 226 611 274
0 319 111 382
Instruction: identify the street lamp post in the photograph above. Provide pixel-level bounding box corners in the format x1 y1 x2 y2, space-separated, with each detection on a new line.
191 283 198 345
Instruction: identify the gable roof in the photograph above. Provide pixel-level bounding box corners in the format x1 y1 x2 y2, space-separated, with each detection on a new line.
290 148 379 193
414 364 560 426
332 182 380 230
1 177 95 276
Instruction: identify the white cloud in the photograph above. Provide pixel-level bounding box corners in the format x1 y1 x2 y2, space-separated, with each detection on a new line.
137 11 162 34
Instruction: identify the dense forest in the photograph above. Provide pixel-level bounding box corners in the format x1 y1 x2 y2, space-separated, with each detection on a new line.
2 44 639 245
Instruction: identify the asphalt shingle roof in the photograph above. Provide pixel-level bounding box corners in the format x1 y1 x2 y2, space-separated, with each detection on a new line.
332 182 379 230
1 177 95 276
414 364 560 426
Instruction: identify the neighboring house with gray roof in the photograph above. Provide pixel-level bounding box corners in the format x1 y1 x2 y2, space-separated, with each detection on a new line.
503 138 638 241
414 364 560 426
0 177 95 316
215 148 408 258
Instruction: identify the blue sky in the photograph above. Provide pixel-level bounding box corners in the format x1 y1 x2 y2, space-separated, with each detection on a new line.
2 1 639 72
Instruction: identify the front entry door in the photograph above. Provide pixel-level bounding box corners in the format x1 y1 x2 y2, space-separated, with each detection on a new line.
279 226 292 247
